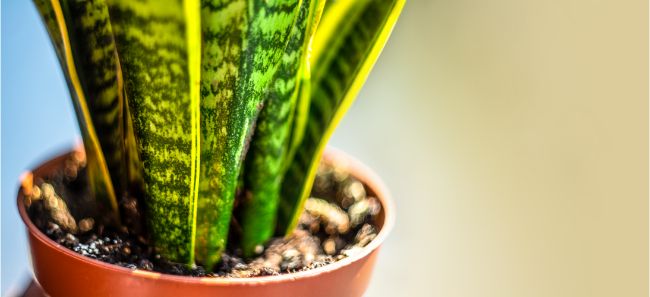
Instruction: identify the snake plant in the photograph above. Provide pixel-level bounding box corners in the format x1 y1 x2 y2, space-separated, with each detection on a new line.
34 0 404 269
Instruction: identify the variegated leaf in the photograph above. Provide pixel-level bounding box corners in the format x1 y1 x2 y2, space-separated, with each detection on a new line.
196 0 301 267
106 0 201 264
278 0 406 233
34 0 121 224
240 0 325 256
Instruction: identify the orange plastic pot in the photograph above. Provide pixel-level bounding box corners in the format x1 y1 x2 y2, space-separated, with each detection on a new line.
18 147 394 297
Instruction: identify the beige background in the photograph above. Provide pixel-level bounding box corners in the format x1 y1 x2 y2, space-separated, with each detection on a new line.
329 0 649 296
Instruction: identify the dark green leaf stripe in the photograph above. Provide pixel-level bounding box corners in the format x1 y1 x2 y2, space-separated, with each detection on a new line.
240 0 324 256
278 0 405 233
34 0 120 224
197 0 302 268
106 0 201 264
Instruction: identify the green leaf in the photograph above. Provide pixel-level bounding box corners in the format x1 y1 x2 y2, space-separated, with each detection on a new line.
33 0 121 224
283 65 311 168
278 0 405 233
282 1 322 181
35 0 402 269
196 0 302 268
239 0 325 256
33 0 65 63
106 0 201 264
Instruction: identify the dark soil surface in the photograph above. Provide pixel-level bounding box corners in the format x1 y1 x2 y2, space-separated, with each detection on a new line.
24 153 381 277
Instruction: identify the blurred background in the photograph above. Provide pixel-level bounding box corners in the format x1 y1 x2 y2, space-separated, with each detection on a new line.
2 0 648 296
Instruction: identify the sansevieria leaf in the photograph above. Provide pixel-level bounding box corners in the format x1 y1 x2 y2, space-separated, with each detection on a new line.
196 0 302 268
34 0 121 224
106 0 201 264
282 0 322 180
34 0 404 269
278 0 406 233
240 0 325 256
284 58 312 172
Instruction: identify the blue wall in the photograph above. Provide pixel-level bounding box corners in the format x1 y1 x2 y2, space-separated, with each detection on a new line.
1 1 79 294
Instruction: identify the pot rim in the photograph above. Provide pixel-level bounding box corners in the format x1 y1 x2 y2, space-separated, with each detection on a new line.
17 146 395 286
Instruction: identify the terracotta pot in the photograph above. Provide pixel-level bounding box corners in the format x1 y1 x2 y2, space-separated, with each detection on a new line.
17 147 394 297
